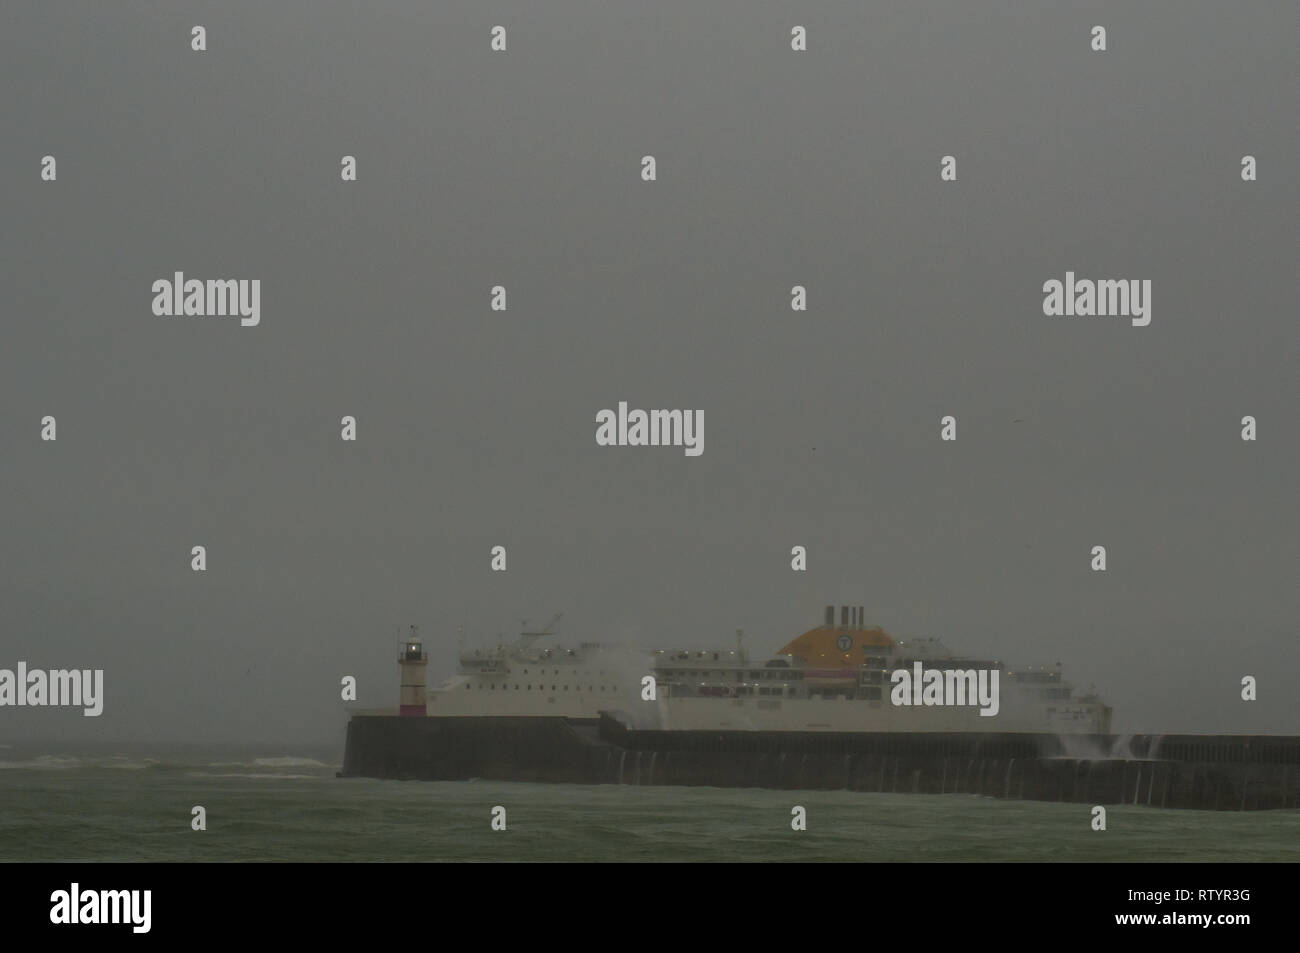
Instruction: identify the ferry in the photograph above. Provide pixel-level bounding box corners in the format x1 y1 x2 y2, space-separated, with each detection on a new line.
416 605 1111 734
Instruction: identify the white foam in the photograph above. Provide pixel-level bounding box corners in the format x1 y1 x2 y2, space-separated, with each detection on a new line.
250 756 331 768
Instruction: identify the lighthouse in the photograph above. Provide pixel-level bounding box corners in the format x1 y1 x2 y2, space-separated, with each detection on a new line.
398 625 428 716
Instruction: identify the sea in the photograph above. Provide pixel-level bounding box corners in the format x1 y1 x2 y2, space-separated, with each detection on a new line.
1 743 1297 862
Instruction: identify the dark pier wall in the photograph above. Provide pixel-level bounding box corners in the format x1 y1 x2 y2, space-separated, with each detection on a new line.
339 714 1300 811
606 749 1299 811
341 715 613 784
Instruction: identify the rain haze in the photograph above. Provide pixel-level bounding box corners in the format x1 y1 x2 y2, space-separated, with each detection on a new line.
1 1 1296 746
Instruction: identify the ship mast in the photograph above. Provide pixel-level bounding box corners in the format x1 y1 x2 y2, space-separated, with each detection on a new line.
517 611 564 649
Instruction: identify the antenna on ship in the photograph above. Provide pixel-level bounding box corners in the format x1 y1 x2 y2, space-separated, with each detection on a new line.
517 612 563 649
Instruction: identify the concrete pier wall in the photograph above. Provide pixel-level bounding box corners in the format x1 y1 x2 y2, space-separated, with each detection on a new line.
339 714 1300 811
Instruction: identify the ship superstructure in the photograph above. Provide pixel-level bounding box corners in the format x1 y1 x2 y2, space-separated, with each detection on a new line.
412 605 1110 734
422 614 645 718
649 605 1111 733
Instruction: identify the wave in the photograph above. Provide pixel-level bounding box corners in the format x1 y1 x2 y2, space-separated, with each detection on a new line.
186 757 337 771
0 754 159 771
0 753 336 773
185 771 322 780
250 756 332 768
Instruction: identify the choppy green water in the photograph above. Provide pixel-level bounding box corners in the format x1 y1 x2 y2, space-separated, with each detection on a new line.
1 745 1297 862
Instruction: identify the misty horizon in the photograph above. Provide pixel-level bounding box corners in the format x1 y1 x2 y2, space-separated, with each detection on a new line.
3 1 1296 746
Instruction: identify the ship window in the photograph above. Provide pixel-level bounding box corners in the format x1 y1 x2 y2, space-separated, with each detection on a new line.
551 685 556 691
524 670 528 674
527 685 532 690
514 685 519 690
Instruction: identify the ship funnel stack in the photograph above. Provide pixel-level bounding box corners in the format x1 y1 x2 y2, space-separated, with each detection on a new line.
398 625 428 716
825 605 866 628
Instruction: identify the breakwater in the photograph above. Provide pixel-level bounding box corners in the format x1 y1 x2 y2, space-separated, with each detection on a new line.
339 713 1300 810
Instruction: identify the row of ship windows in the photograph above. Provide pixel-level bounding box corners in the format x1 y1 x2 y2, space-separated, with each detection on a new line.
667 667 891 679
728 686 885 698
466 683 620 693
671 671 806 680
465 668 612 677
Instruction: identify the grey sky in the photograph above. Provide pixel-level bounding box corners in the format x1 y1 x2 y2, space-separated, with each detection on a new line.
2 1 1296 743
